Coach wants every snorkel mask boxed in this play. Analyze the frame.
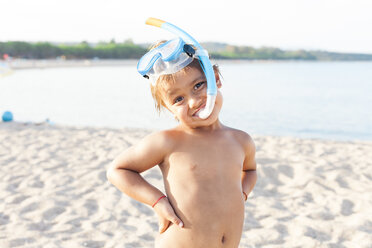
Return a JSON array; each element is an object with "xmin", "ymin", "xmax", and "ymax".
[{"xmin": 137, "ymin": 17, "xmax": 217, "ymax": 119}]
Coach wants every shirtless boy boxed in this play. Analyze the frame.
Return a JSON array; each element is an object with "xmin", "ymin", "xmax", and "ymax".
[{"xmin": 107, "ymin": 19, "xmax": 257, "ymax": 248}]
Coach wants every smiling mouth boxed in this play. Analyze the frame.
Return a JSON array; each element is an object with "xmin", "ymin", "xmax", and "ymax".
[{"xmin": 192, "ymin": 104, "xmax": 206, "ymax": 117}]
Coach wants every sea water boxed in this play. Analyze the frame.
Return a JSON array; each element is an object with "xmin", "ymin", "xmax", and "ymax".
[{"xmin": 0, "ymin": 61, "xmax": 371, "ymax": 141}]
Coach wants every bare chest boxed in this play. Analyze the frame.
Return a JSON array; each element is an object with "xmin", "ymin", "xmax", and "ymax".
[{"xmin": 162, "ymin": 137, "xmax": 245, "ymax": 182}]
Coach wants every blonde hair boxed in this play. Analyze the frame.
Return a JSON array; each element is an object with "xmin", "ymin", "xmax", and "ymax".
[{"xmin": 148, "ymin": 40, "xmax": 221, "ymax": 113}]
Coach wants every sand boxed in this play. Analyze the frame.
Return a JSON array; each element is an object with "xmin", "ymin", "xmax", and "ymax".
[{"xmin": 0, "ymin": 122, "xmax": 371, "ymax": 248}]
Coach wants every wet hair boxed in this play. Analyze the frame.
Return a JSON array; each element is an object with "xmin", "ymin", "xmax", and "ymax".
[{"xmin": 148, "ymin": 40, "xmax": 221, "ymax": 113}]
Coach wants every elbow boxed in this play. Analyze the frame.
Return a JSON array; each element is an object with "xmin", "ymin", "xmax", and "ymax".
[
  {"xmin": 106, "ymin": 162, "xmax": 117, "ymax": 183},
  {"xmin": 106, "ymin": 162, "xmax": 134, "ymax": 183}
]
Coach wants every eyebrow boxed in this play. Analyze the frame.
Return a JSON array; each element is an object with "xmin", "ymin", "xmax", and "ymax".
[{"xmin": 166, "ymin": 88, "xmax": 180, "ymax": 97}]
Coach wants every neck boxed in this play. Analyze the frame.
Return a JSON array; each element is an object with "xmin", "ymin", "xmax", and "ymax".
[{"xmin": 179, "ymin": 119, "xmax": 223, "ymax": 134}]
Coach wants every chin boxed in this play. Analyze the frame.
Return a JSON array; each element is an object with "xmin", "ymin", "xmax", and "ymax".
[{"xmin": 190, "ymin": 111, "xmax": 221, "ymax": 128}]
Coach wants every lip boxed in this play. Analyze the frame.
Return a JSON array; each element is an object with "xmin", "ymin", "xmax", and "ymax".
[{"xmin": 192, "ymin": 103, "xmax": 206, "ymax": 117}]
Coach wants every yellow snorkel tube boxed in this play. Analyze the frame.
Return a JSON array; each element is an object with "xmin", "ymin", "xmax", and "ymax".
[{"xmin": 145, "ymin": 18, "xmax": 217, "ymax": 119}]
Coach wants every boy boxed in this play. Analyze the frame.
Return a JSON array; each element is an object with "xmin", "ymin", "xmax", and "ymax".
[{"xmin": 107, "ymin": 38, "xmax": 257, "ymax": 247}]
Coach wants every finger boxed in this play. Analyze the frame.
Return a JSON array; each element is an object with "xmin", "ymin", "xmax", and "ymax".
[
  {"xmin": 164, "ymin": 205, "xmax": 184, "ymax": 228},
  {"xmin": 169, "ymin": 215, "xmax": 184, "ymax": 228},
  {"xmin": 159, "ymin": 220, "xmax": 170, "ymax": 233}
]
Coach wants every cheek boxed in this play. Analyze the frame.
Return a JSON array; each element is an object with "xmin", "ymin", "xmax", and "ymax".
[
  {"xmin": 197, "ymin": 87, "xmax": 207, "ymax": 97},
  {"xmin": 177, "ymin": 106, "xmax": 187, "ymax": 116},
  {"xmin": 217, "ymin": 92, "xmax": 223, "ymax": 105},
  {"xmin": 168, "ymin": 105, "xmax": 183, "ymax": 116},
  {"xmin": 174, "ymin": 106, "xmax": 189, "ymax": 119},
  {"xmin": 213, "ymin": 92, "xmax": 223, "ymax": 112}
]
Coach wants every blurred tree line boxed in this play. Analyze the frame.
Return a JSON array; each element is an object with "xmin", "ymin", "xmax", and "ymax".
[
  {"xmin": 0, "ymin": 40, "xmax": 146, "ymax": 59},
  {"xmin": 206, "ymin": 44, "xmax": 372, "ymax": 61},
  {"xmin": 1, "ymin": 40, "xmax": 372, "ymax": 61},
  {"xmin": 209, "ymin": 45, "xmax": 317, "ymax": 60}
]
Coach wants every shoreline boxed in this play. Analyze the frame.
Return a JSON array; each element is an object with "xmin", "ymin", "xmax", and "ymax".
[
  {"xmin": 3, "ymin": 59, "xmax": 138, "ymax": 70},
  {"xmin": 1, "ymin": 121, "xmax": 371, "ymax": 247},
  {"xmin": 2, "ymin": 120, "xmax": 372, "ymax": 144},
  {"xmin": 2, "ymin": 59, "xmax": 371, "ymax": 71}
]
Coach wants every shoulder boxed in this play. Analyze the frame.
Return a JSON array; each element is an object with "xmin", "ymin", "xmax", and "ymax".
[
  {"xmin": 125, "ymin": 129, "xmax": 179, "ymax": 166},
  {"xmin": 142, "ymin": 129, "xmax": 175, "ymax": 146},
  {"xmin": 224, "ymin": 127, "xmax": 256, "ymax": 170},
  {"xmin": 141, "ymin": 128, "xmax": 182, "ymax": 150},
  {"xmin": 110, "ymin": 129, "xmax": 181, "ymax": 172},
  {"xmin": 225, "ymin": 127, "xmax": 255, "ymax": 155}
]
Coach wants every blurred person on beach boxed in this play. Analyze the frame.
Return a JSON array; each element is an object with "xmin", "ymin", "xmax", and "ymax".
[{"xmin": 107, "ymin": 37, "xmax": 257, "ymax": 247}]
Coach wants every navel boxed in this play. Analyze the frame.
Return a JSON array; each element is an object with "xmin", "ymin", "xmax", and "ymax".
[{"xmin": 221, "ymin": 234, "xmax": 225, "ymax": 243}]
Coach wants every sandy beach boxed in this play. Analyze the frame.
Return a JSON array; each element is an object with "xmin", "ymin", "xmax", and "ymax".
[{"xmin": 0, "ymin": 122, "xmax": 371, "ymax": 248}]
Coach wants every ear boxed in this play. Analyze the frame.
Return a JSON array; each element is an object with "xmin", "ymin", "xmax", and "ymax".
[{"xmin": 215, "ymin": 72, "xmax": 222, "ymax": 89}]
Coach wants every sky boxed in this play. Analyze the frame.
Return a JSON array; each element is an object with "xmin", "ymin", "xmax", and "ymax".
[{"xmin": 1, "ymin": 0, "xmax": 372, "ymax": 53}]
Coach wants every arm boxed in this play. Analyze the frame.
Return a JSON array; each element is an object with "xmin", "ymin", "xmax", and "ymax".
[
  {"xmin": 107, "ymin": 133, "xmax": 166, "ymax": 206},
  {"xmin": 241, "ymin": 134, "xmax": 257, "ymax": 201},
  {"xmin": 106, "ymin": 131, "xmax": 183, "ymax": 232},
  {"xmin": 106, "ymin": 131, "xmax": 168, "ymax": 206}
]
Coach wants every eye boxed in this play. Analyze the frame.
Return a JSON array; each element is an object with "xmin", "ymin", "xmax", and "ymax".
[
  {"xmin": 173, "ymin": 96, "xmax": 184, "ymax": 104},
  {"xmin": 194, "ymin": 81, "xmax": 205, "ymax": 90}
]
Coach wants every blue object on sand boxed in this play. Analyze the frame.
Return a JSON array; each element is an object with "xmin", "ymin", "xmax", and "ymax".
[{"xmin": 2, "ymin": 111, "xmax": 13, "ymax": 122}]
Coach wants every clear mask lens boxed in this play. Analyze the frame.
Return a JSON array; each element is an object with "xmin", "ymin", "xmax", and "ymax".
[
  {"xmin": 137, "ymin": 37, "xmax": 193, "ymax": 79},
  {"xmin": 160, "ymin": 38, "xmax": 183, "ymax": 61}
]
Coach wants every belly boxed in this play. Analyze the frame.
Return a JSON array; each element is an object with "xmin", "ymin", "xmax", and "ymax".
[{"xmin": 155, "ymin": 186, "xmax": 245, "ymax": 248}]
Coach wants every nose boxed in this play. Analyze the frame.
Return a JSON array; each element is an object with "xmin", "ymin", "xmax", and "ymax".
[{"xmin": 188, "ymin": 96, "xmax": 200, "ymax": 109}]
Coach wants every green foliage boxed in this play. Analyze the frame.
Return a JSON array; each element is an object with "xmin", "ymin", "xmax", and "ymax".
[
  {"xmin": 208, "ymin": 45, "xmax": 318, "ymax": 60},
  {"xmin": 0, "ymin": 41, "xmax": 147, "ymax": 59},
  {"xmin": 0, "ymin": 41, "xmax": 371, "ymax": 61},
  {"xmin": 0, "ymin": 41, "xmax": 34, "ymax": 58},
  {"xmin": 203, "ymin": 43, "xmax": 372, "ymax": 61}
]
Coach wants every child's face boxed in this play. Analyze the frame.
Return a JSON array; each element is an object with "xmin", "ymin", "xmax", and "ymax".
[{"xmin": 160, "ymin": 67, "xmax": 222, "ymax": 129}]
